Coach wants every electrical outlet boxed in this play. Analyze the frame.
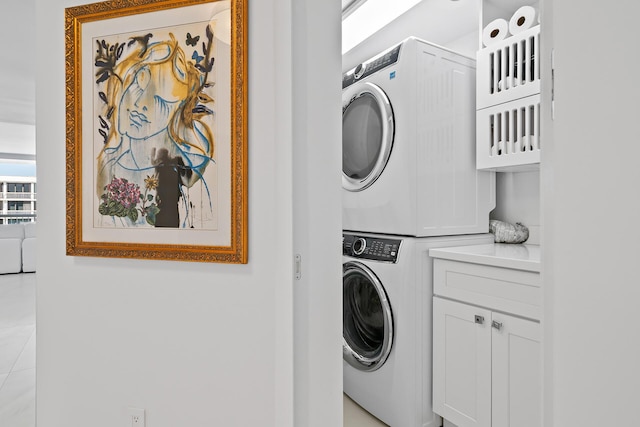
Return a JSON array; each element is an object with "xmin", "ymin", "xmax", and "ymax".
[{"xmin": 128, "ymin": 407, "xmax": 145, "ymax": 427}]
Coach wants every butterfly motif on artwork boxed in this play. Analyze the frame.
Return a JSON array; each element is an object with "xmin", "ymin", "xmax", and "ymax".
[
  {"xmin": 192, "ymin": 51, "xmax": 204, "ymax": 63},
  {"xmin": 186, "ymin": 33, "xmax": 200, "ymax": 47}
]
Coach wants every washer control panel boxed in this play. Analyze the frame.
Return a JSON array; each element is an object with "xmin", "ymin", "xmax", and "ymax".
[{"xmin": 343, "ymin": 233, "xmax": 402, "ymax": 263}]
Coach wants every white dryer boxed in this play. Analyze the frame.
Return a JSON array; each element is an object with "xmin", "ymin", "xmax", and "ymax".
[
  {"xmin": 343, "ymin": 231, "xmax": 493, "ymax": 427},
  {"xmin": 342, "ymin": 37, "xmax": 494, "ymax": 236}
]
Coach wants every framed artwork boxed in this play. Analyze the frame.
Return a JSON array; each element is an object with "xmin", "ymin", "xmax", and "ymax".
[{"xmin": 65, "ymin": 0, "xmax": 247, "ymax": 263}]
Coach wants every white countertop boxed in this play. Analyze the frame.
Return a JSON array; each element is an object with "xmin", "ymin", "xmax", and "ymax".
[{"xmin": 429, "ymin": 243, "xmax": 541, "ymax": 272}]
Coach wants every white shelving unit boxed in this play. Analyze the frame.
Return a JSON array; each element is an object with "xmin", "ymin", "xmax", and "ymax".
[{"xmin": 477, "ymin": 1, "xmax": 541, "ymax": 171}]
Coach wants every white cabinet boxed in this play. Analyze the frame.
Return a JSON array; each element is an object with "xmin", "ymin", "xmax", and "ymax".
[
  {"xmin": 430, "ymin": 244, "xmax": 541, "ymax": 427},
  {"xmin": 433, "ymin": 298, "xmax": 541, "ymax": 427}
]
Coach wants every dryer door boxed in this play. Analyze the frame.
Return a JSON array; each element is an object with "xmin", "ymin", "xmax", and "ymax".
[
  {"xmin": 342, "ymin": 81, "xmax": 394, "ymax": 192},
  {"xmin": 343, "ymin": 261, "xmax": 393, "ymax": 371}
]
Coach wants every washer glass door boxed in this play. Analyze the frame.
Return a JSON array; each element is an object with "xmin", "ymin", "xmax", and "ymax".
[
  {"xmin": 342, "ymin": 81, "xmax": 394, "ymax": 192},
  {"xmin": 343, "ymin": 261, "xmax": 393, "ymax": 371}
]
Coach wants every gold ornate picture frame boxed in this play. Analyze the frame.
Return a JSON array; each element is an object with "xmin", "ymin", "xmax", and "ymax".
[{"xmin": 65, "ymin": 0, "xmax": 247, "ymax": 263}]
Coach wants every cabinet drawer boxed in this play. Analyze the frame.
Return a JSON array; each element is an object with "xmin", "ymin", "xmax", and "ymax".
[{"xmin": 433, "ymin": 258, "xmax": 540, "ymax": 320}]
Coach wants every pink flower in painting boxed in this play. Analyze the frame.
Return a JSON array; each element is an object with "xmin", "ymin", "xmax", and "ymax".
[{"xmin": 105, "ymin": 177, "xmax": 141, "ymax": 209}]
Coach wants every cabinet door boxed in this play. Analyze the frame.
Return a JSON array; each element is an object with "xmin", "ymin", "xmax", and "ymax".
[
  {"xmin": 491, "ymin": 313, "xmax": 542, "ymax": 427},
  {"xmin": 433, "ymin": 297, "xmax": 492, "ymax": 427}
]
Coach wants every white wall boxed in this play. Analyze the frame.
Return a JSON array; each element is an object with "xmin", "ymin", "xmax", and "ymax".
[
  {"xmin": 291, "ymin": 1, "xmax": 344, "ymax": 426},
  {"xmin": 542, "ymin": 0, "xmax": 640, "ymax": 425},
  {"xmin": 492, "ymin": 172, "xmax": 540, "ymax": 245},
  {"xmin": 0, "ymin": 122, "xmax": 36, "ymax": 158},
  {"xmin": 35, "ymin": 1, "xmax": 341, "ymax": 427},
  {"xmin": 0, "ymin": 1, "xmax": 36, "ymax": 125}
]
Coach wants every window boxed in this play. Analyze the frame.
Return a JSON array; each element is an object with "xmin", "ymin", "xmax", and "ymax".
[
  {"xmin": 7, "ymin": 183, "xmax": 31, "ymax": 193},
  {"xmin": 8, "ymin": 218, "xmax": 31, "ymax": 224},
  {"xmin": 8, "ymin": 201, "xmax": 27, "ymax": 211}
]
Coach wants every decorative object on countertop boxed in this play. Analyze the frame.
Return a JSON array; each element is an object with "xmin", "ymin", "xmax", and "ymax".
[{"xmin": 489, "ymin": 220, "xmax": 529, "ymax": 244}]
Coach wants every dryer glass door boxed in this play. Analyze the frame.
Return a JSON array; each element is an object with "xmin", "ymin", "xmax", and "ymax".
[
  {"xmin": 343, "ymin": 261, "xmax": 393, "ymax": 371},
  {"xmin": 342, "ymin": 82, "xmax": 394, "ymax": 192}
]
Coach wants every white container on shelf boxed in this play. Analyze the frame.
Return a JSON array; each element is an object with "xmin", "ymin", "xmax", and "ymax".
[
  {"xmin": 477, "ymin": 25, "xmax": 540, "ymax": 110},
  {"xmin": 477, "ymin": 93, "xmax": 540, "ymax": 171}
]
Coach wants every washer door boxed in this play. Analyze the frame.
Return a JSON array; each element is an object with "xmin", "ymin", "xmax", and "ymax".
[
  {"xmin": 343, "ymin": 261, "xmax": 394, "ymax": 371},
  {"xmin": 342, "ymin": 82, "xmax": 394, "ymax": 192}
]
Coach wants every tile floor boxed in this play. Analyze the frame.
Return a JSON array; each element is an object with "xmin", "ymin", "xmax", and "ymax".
[
  {"xmin": 344, "ymin": 394, "xmax": 389, "ymax": 426},
  {"xmin": 0, "ymin": 273, "xmax": 386, "ymax": 427},
  {"xmin": 0, "ymin": 273, "xmax": 36, "ymax": 427}
]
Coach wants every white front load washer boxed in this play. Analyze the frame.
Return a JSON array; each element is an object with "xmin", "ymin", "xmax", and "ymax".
[
  {"xmin": 342, "ymin": 37, "xmax": 494, "ymax": 236},
  {"xmin": 343, "ymin": 231, "xmax": 493, "ymax": 427}
]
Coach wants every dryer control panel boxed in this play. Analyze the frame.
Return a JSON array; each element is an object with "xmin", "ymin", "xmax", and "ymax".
[
  {"xmin": 343, "ymin": 233, "xmax": 402, "ymax": 263},
  {"xmin": 342, "ymin": 44, "xmax": 401, "ymax": 89}
]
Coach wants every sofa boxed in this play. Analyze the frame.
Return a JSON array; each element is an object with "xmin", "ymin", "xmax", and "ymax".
[{"xmin": 0, "ymin": 222, "xmax": 36, "ymax": 274}]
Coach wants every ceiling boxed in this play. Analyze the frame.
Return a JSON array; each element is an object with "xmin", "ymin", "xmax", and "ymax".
[
  {"xmin": 0, "ymin": 0, "xmax": 36, "ymax": 126},
  {"xmin": 343, "ymin": 0, "xmax": 478, "ymax": 55}
]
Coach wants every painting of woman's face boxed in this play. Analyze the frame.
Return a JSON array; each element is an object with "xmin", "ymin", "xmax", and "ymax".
[
  {"xmin": 118, "ymin": 46, "xmax": 189, "ymax": 140},
  {"xmin": 94, "ymin": 23, "xmax": 220, "ymax": 231}
]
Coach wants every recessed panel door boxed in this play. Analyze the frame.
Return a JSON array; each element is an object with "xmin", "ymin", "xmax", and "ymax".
[
  {"xmin": 433, "ymin": 297, "xmax": 492, "ymax": 427},
  {"xmin": 491, "ymin": 313, "xmax": 542, "ymax": 427}
]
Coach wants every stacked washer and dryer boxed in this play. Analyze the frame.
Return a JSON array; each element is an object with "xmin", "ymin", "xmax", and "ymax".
[{"xmin": 342, "ymin": 37, "xmax": 495, "ymax": 427}]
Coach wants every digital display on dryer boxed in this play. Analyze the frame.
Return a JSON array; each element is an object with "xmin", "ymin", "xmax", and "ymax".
[
  {"xmin": 343, "ymin": 234, "xmax": 401, "ymax": 263},
  {"xmin": 342, "ymin": 45, "xmax": 401, "ymax": 88}
]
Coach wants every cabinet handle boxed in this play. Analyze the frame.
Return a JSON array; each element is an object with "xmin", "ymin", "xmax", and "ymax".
[
  {"xmin": 475, "ymin": 315, "xmax": 485, "ymax": 325},
  {"xmin": 492, "ymin": 320, "xmax": 503, "ymax": 331}
]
